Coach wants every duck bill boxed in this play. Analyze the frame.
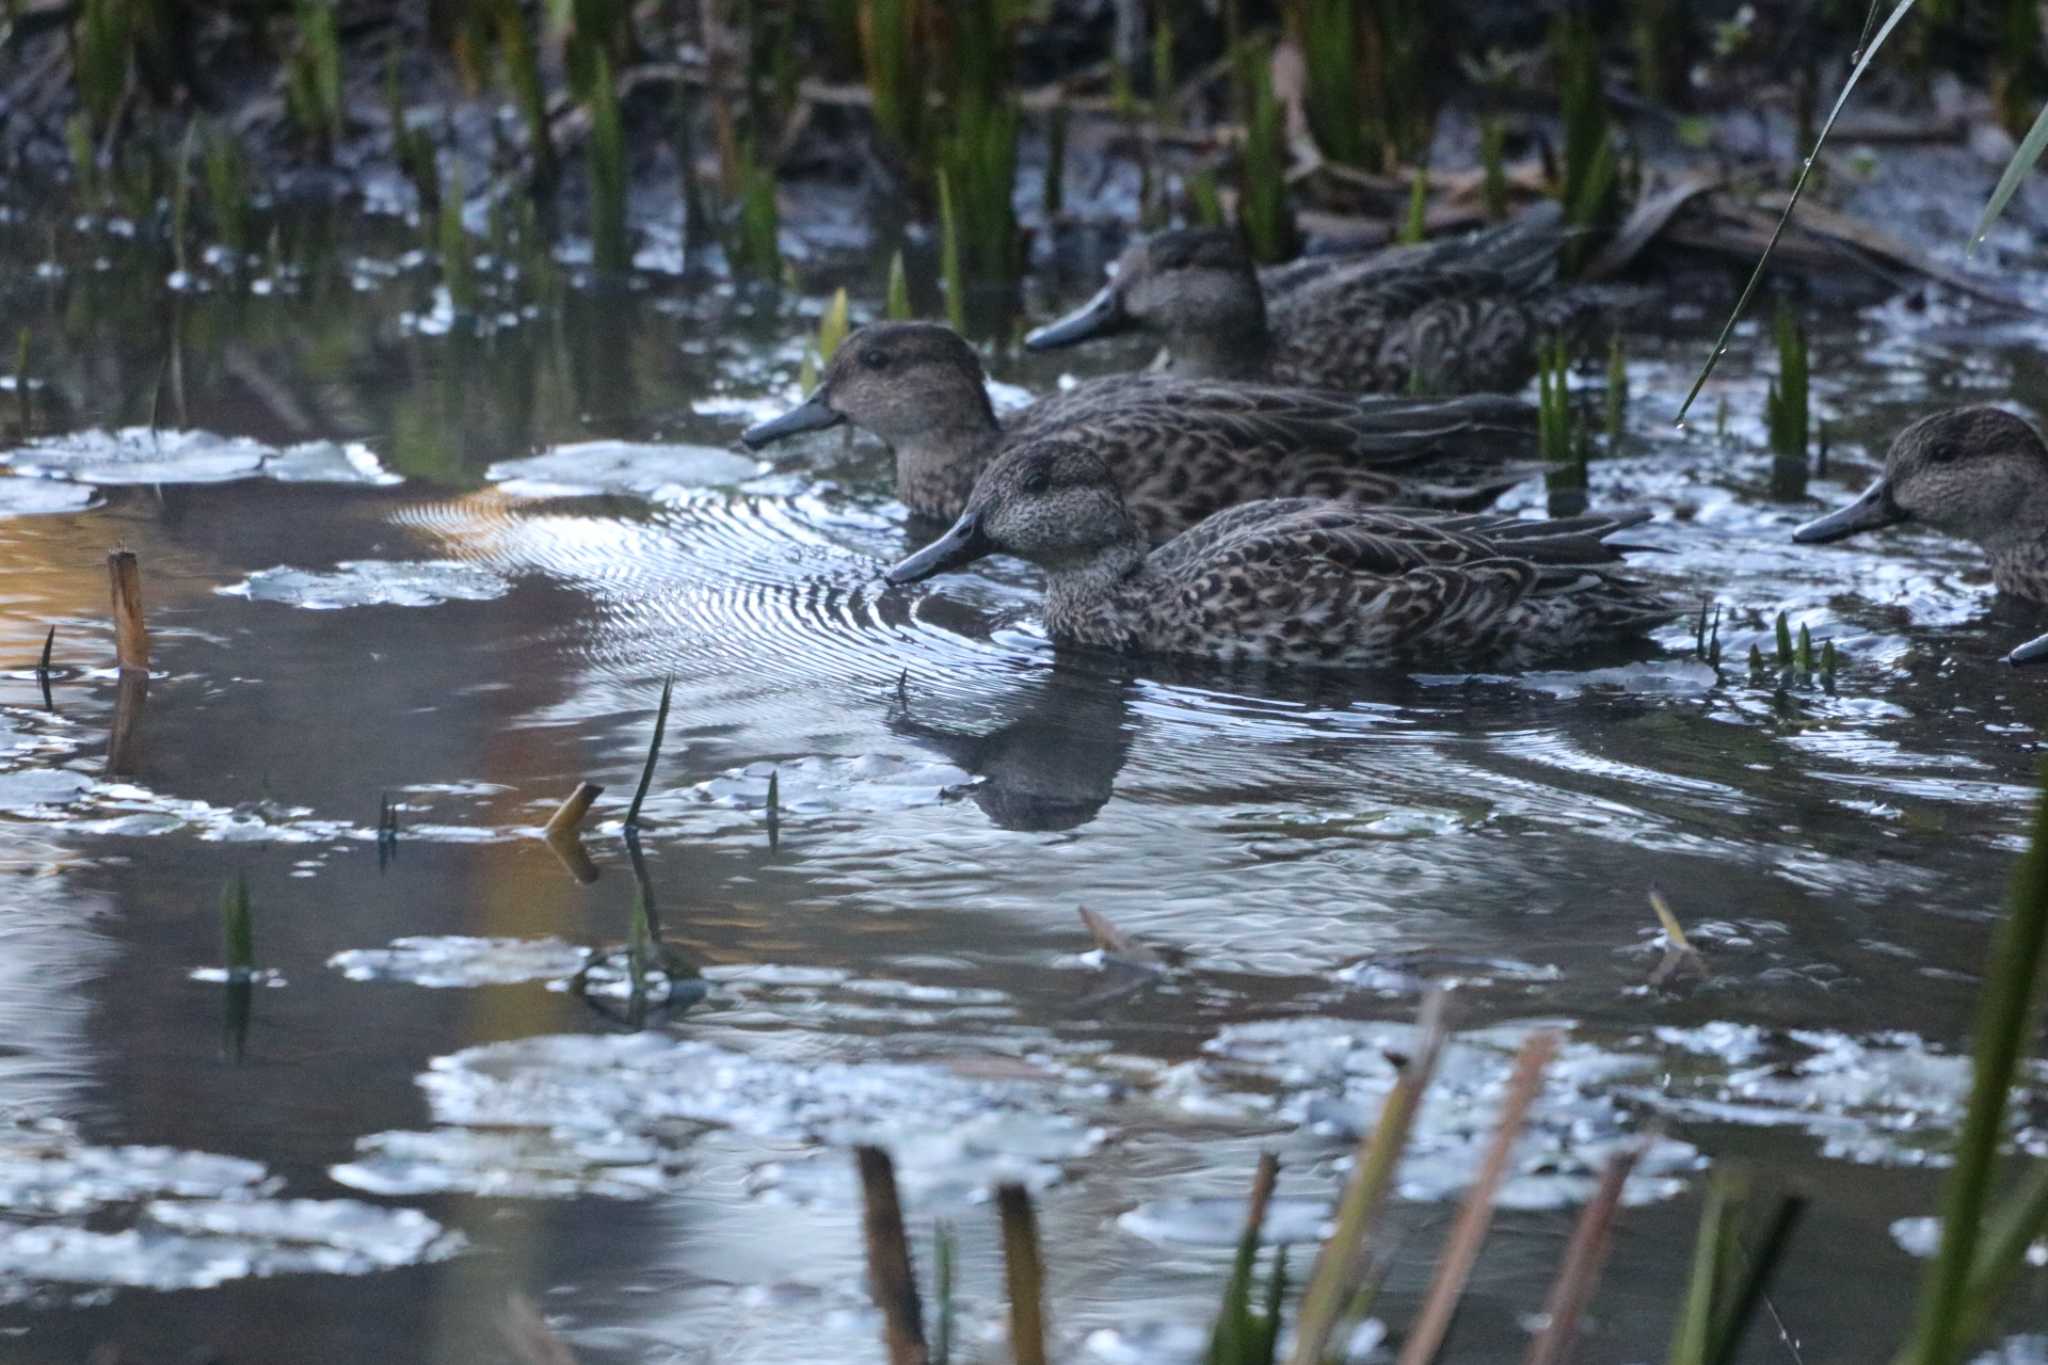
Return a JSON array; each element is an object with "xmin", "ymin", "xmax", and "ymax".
[
  {"xmin": 1793, "ymin": 479, "xmax": 1907, "ymax": 544},
  {"xmin": 740, "ymin": 388, "xmax": 844, "ymax": 449},
  {"xmin": 1024, "ymin": 283, "xmax": 1128, "ymax": 351},
  {"xmin": 885, "ymin": 511, "xmax": 993, "ymax": 585},
  {"xmin": 2008, "ymin": 632, "xmax": 2048, "ymax": 668}
]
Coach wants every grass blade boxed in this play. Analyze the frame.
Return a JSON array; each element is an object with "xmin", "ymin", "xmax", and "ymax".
[
  {"xmin": 1289, "ymin": 990, "xmax": 1449, "ymax": 1365},
  {"xmin": 1706, "ymin": 1192, "xmax": 1807, "ymax": 1365},
  {"xmin": 1896, "ymin": 761, "xmax": 2048, "ymax": 1365},
  {"xmin": 1972, "ymin": 100, "xmax": 2048, "ymax": 251},
  {"xmin": 1397, "ymin": 1030, "xmax": 1557, "ymax": 1365},
  {"xmin": 1674, "ymin": 0, "xmax": 1917, "ymax": 425},
  {"xmin": 1522, "ymin": 1135, "xmax": 1647, "ymax": 1365},
  {"xmin": 623, "ymin": 675, "xmax": 673, "ymax": 829},
  {"xmin": 1952, "ymin": 1162, "xmax": 2048, "ymax": 1350},
  {"xmin": 221, "ymin": 872, "xmax": 253, "ymax": 975},
  {"xmin": 1209, "ymin": 1152, "xmax": 1280, "ymax": 1364},
  {"xmin": 998, "ymin": 1183, "xmax": 1048, "ymax": 1365},
  {"xmin": 854, "ymin": 1146, "xmax": 930, "ymax": 1365}
]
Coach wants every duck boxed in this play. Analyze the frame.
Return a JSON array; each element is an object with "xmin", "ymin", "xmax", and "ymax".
[
  {"xmin": 739, "ymin": 322, "xmax": 1542, "ymax": 541},
  {"xmin": 883, "ymin": 435, "xmax": 1674, "ymax": 669},
  {"xmin": 1022, "ymin": 205, "xmax": 1611, "ymax": 394},
  {"xmin": 1794, "ymin": 406, "xmax": 2048, "ymax": 666}
]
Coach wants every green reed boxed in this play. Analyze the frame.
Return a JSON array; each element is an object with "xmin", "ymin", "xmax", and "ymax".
[
  {"xmin": 1666, "ymin": 1170, "xmax": 1806, "ymax": 1365},
  {"xmin": 1300, "ymin": 0, "xmax": 1364, "ymax": 167},
  {"xmin": 937, "ymin": 97, "xmax": 1020, "ymax": 285},
  {"xmin": 170, "ymin": 121, "xmax": 195, "ymax": 278},
  {"xmin": 220, "ymin": 872, "xmax": 253, "ymax": 976},
  {"xmin": 1633, "ymin": 0, "xmax": 1685, "ymax": 107},
  {"xmin": 1238, "ymin": 46, "xmax": 1293, "ymax": 264},
  {"xmin": 800, "ymin": 287, "xmax": 850, "ymax": 389},
  {"xmin": 885, "ymin": 249, "xmax": 912, "ymax": 319},
  {"xmin": 587, "ymin": 50, "xmax": 630, "ymax": 273},
  {"xmin": 1399, "ymin": 162, "xmax": 1428, "ymax": 244},
  {"xmin": 1043, "ymin": 103, "xmax": 1067, "ymax": 217},
  {"xmin": 933, "ymin": 1220, "xmax": 956, "ymax": 1365},
  {"xmin": 1896, "ymin": 763, "xmax": 2048, "ymax": 1365},
  {"xmin": 65, "ymin": 116, "xmax": 97, "ymax": 207},
  {"xmin": 1555, "ymin": 11, "xmax": 1619, "ymax": 257},
  {"xmin": 1767, "ymin": 299, "xmax": 1810, "ymax": 498},
  {"xmin": 1767, "ymin": 301, "xmax": 1809, "ymax": 459},
  {"xmin": 860, "ymin": 0, "xmax": 926, "ymax": 171},
  {"xmin": 1183, "ymin": 168, "xmax": 1221, "ymax": 227},
  {"xmin": 766, "ymin": 768, "xmax": 781, "ymax": 849},
  {"xmin": 727, "ymin": 142, "xmax": 782, "ymax": 280},
  {"xmin": 1365, "ymin": 0, "xmax": 1435, "ymax": 169},
  {"xmin": 202, "ymin": 122, "xmax": 248, "ymax": 259},
  {"xmin": 497, "ymin": 0, "xmax": 556, "ymax": 199},
  {"xmin": 385, "ymin": 56, "xmax": 439, "ymax": 215},
  {"xmin": 73, "ymin": 0, "xmax": 132, "ymax": 140},
  {"xmin": 14, "ymin": 329, "xmax": 30, "ymax": 435},
  {"xmin": 438, "ymin": 167, "xmax": 477, "ymax": 313},
  {"xmin": 286, "ymin": 0, "xmax": 345, "ymax": 156},
  {"xmin": 1605, "ymin": 334, "xmax": 1628, "ymax": 449},
  {"xmin": 1208, "ymin": 1154, "xmax": 1286, "ymax": 1364},
  {"xmin": 624, "ymin": 674, "xmax": 672, "ymax": 829},
  {"xmin": 938, "ymin": 168, "xmax": 966, "ymax": 330},
  {"xmin": 1480, "ymin": 114, "xmax": 1507, "ymax": 222}
]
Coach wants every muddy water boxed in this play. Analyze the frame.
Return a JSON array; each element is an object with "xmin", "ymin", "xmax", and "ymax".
[{"xmin": 3, "ymin": 201, "xmax": 2048, "ymax": 1364}]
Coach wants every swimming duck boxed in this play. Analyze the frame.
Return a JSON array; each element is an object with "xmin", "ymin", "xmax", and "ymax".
[
  {"xmin": 740, "ymin": 322, "xmax": 1542, "ymax": 541},
  {"xmin": 884, "ymin": 435, "xmax": 1674, "ymax": 669},
  {"xmin": 1023, "ymin": 207, "xmax": 1604, "ymax": 394},
  {"xmin": 1795, "ymin": 406, "xmax": 2048, "ymax": 665}
]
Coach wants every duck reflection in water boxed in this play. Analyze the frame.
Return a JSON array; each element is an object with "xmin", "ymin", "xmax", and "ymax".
[{"xmin": 890, "ymin": 656, "xmax": 1135, "ymax": 833}]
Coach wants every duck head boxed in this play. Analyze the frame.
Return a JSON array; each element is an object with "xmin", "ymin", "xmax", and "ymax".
[
  {"xmin": 740, "ymin": 322, "xmax": 997, "ymax": 450},
  {"xmin": 1024, "ymin": 228, "xmax": 1267, "ymax": 363},
  {"xmin": 885, "ymin": 437, "xmax": 1140, "ymax": 584},
  {"xmin": 1795, "ymin": 407, "xmax": 2048, "ymax": 548}
]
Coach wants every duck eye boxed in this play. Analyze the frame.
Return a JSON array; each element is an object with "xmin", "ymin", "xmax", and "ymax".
[
  {"xmin": 1927, "ymin": 442, "xmax": 1957, "ymax": 464},
  {"xmin": 1020, "ymin": 468, "xmax": 1051, "ymax": 494},
  {"xmin": 860, "ymin": 349, "xmax": 890, "ymax": 370}
]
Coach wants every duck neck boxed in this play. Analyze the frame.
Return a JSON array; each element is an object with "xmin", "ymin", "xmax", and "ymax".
[
  {"xmin": 1042, "ymin": 541, "xmax": 1150, "ymax": 637},
  {"xmin": 1164, "ymin": 321, "xmax": 1272, "ymax": 381},
  {"xmin": 1986, "ymin": 511, "xmax": 2048, "ymax": 601},
  {"xmin": 894, "ymin": 413, "xmax": 1004, "ymax": 522}
]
